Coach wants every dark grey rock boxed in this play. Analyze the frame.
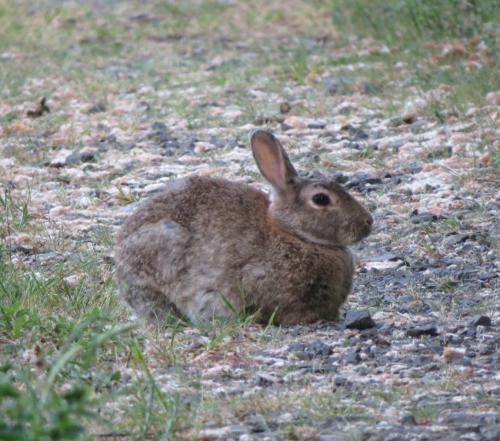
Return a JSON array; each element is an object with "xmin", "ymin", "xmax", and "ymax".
[
  {"xmin": 345, "ymin": 310, "xmax": 376, "ymax": 330},
  {"xmin": 345, "ymin": 351, "xmax": 361, "ymax": 364},
  {"xmin": 341, "ymin": 124, "xmax": 369, "ymax": 140},
  {"xmin": 288, "ymin": 340, "xmax": 332, "ymax": 359},
  {"xmin": 443, "ymin": 233, "xmax": 470, "ymax": 246},
  {"xmin": 227, "ymin": 425, "xmax": 248, "ymax": 436},
  {"xmin": 331, "ymin": 171, "xmax": 349, "ymax": 184},
  {"xmin": 355, "ymin": 172, "xmax": 382, "ymax": 185},
  {"xmin": 307, "ymin": 120, "xmax": 326, "ymax": 129},
  {"xmin": 79, "ymin": 151, "xmax": 96, "ymax": 162},
  {"xmin": 407, "ymin": 161, "xmax": 423, "ymax": 173},
  {"xmin": 406, "ymin": 323, "xmax": 439, "ymax": 337},
  {"xmin": 208, "ymin": 135, "xmax": 227, "ymax": 148},
  {"xmin": 50, "ymin": 151, "xmax": 80, "ymax": 167},
  {"xmin": 409, "ymin": 210, "xmax": 440, "ymax": 224},
  {"xmin": 469, "ymin": 315, "xmax": 491, "ymax": 327},
  {"xmin": 333, "ymin": 376, "xmax": 349, "ymax": 387},
  {"xmin": 478, "ymin": 343, "xmax": 495, "ymax": 355},
  {"xmin": 256, "ymin": 372, "xmax": 281, "ymax": 386},
  {"xmin": 300, "ymin": 169, "xmax": 326, "ymax": 180},
  {"xmin": 478, "ymin": 272, "xmax": 497, "ymax": 280},
  {"xmin": 313, "ymin": 361, "xmax": 337, "ymax": 374},
  {"xmin": 142, "ymin": 122, "xmax": 186, "ymax": 155},
  {"xmin": 86, "ymin": 101, "xmax": 106, "ymax": 114},
  {"xmin": 345, "ymin": 172, "xmax": 382, "ymax": 192},
  {"xmin": 445, "ymin": 412, "xmax": 500, "ymax": 425},
  {"xmin": 151, "ymin": 121, "xmax": 167, "ymax": 131},
  {"xmin": 245, "ymin": 415, "xmax": 270, "ymax": 433},
  {"xmin": 481, "ymin": 423, "xmax": 500, "ymax": 441},
  {"xmin": 400, "ymin": 414, "xmax": 416, "ymax": 425}
]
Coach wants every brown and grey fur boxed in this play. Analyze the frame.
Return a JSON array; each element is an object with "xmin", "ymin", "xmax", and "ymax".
[{"xmin": 115, "ymin": 130, "xmax": 372, "ymax": 325}]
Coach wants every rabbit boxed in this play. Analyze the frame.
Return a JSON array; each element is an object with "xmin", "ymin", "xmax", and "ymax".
[{"xmin": 115, "ymin": 129, "xmax": 373, "ymax": 325}]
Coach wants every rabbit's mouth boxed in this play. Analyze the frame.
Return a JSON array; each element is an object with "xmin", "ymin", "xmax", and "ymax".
[
  {"xmin": 338, "ymin": 218, "xmax": 372, "ymax": 245},
  {"xmin": 352, "ymin": 222, "xmax": 372, "ymax": 243}
]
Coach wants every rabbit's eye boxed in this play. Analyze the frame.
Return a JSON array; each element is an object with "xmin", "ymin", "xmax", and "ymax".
[{"xmin": 312, "ymin": 193, "xmax": 330, "ymax": 206}]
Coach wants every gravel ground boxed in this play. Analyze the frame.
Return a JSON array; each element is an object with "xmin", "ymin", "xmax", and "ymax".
[{"xmin": 0, "ymin": 1, "xmax": 498, "ymax": 439}]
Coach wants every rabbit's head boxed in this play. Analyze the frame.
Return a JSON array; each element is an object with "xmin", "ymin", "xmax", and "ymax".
[{"xmin": 251, "ymin": 130, "xmax": 373, "ymax": 246}]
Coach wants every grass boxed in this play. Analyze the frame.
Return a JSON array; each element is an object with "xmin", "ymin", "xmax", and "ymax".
[
  {"xmin": 412, "ymin": 404, "xmax": 440, "ymax": 422},
  {"xmin": 0, "ymin": 187, "xmax": 32, "ymax": 239},
  {"xmin": 0, "ymin": 300, "xmax": 136, "ymax": 440},
  {"xmin": 115, "ymin": 186, "xmax": 140, "ymax": 205},
  {"xmin": 330, "ymin": 0, "xmax": 500, "ymax": 45},
  {"xmin": 0, "ymin": 0, "xmax": 498, "ymax": 438}
]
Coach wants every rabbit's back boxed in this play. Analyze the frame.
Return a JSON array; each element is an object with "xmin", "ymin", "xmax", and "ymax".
[
  {"xmin": 115, "ymin": 176, "xmax": 273, "ymax": 321},
  {"xmin": 117, "ymin": 176, "xmax": 268, "ymax": 241}
]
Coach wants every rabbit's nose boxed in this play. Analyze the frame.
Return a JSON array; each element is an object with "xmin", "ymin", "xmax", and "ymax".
[{"xmin": 366, "ymin": 216, "xmax": 373, "ymax": 227}]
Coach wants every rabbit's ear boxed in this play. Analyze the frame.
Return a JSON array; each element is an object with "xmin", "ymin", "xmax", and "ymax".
[{"xmin": 251, "ymin": 130, "xmax": 298, "ymax": 192}]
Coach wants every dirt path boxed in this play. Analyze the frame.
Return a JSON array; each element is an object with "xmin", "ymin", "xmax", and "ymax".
[{"xmin": 0, "ymin": 1, "xmax": 498, "ymax": 440}]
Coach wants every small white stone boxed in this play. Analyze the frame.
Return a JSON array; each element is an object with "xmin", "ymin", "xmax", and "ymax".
[
  {"xmin": 283, "ymin": 116, "xmax": 308, "ymax": 129},
  {"xmin": 194, "ymin": 142, "xmax": 216, "ymax": 154},
  {"xmin": 49, "ymin": 149, "xmax": 77, "ymax": 167},
  {"xmin": 144, "ymin": 183, "xmax": 167, "ymax": 194},
  {"xmin": 0, "ymin": 158, "xmax": 16, "ymax": 168},
  {"xmin": 365, "ymin": 260, "xmax": 401, "ymax": 271},
  {"xmin": 64, "ymin": 273, "xmax": 83, "ymax": 287},
  {"xmin": 49, "ymin": 206, "xmax": 69, "ymax": 218}
]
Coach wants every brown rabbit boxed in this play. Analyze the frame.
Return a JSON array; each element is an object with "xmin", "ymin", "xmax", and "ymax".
[{"xmin": 115, "ymin": 130, "xmax": 372, "ymax": 325}]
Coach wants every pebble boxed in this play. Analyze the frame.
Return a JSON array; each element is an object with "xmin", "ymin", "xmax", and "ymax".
[
  {"xmin": 469, "ymin": 315, "xmax": 491, "ymax": 327},
  {"xmin": 345, "ymin": 351, "xmax": 361, "ymax": 364},
  {"xmin": 341, "ymin": 124, "xmax": 369, "ymax": 140},
  {"xmin": 481, "ymin": 423, "xmax": 500, "ymax": 441},
  {"xmin": 85, "ymin": 101, "xmax": 106, "ymax": 114},
  {"xmin": 486, "ymin": 91, "xmax": 500, "ymax": 106},
  {"xmin": 256, "ymin": 372, "xmax": 281, "ymax": 386},
  {"xmin": 365, "ymin": 260, "xmax": 402, "ymax": 271},
  {"xmin": 409, "ymin": 210, "xmax": 439, "ymax": 224},
  {"xmin": 333, "ymin": 376, "xmax": 350, "ymax": 387},
  {"xmin": 63, "ymin": 273, "xmax": 83, "ymax": 287},
  {"xmin": 406, "ymin": 324, "xmax": 439, "ymax": 337},
  {"xmin": 48, "ymin": 205, "xmax": 69, "ymax": 218},
  {"xmin": 283, "ymin": 116, "xmax": 308, "ymax": 129},
  {"xmin": 288, "ymin": 340, "xmax": 332, "ymax": 359},
  {"xmin": 198, "ymin": 425, "xmax": 247, "ymax": 440},
  {"xmin": 443, "ymin": 233, "xmax": 470, "ymax": 246},
  {"xmin": 194, "ymin": 142, "xmax": 216, "ymax": 154},
  {"xmin": 400, "ymin": 414, "xmax": 416, "ymax": 425},
  {"xmin": 49, "ymin": 149, "xmax": 80, "ymax": 167},
  {"xmin": 345, "ymin": 310, "xmax": 376, "ymax": 330},
  {"xmin": 307, "ymin": 120, "xmax": 327, "ymax": 129},
  {"xmin": 78, "ymin": 146, "xmax": 98, "ymax": 162},
  {"xmin": 222, "ymin": 106, "xmax": 244, "ymax": 121},
  {"xmin": 345, "ymin": 171, "xmax": 382, "ymax": 192}
]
